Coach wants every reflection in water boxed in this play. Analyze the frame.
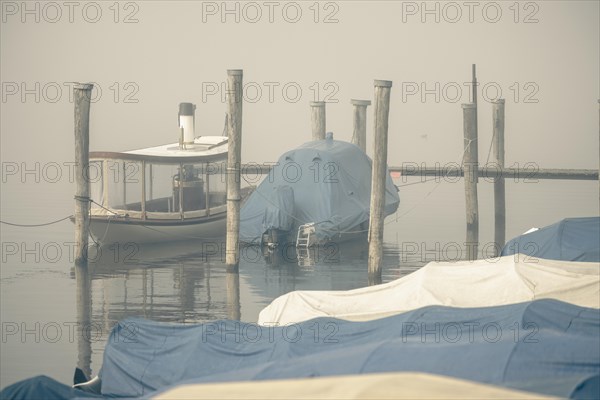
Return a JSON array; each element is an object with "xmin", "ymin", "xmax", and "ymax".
[
  {"xmin": 259, "ymin": 240, "xmax": 372, "ymax": 269},
  {"xmin": 226, "ymin": 271, "xmax": 241, "ymax": 320},
  {"xmin": 70, "ymin": 238, "xmax": 406, "ymax": 377},
  {"xmin": 84, "ymin": 241, "xmax": 233, "ymax": 324},
  {"xmin": 74, "ymin": 264, "xmax": 92, "ymax": 379}
]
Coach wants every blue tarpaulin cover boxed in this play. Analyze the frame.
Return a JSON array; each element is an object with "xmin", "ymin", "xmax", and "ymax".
[
  {"xmin": 4, "ymin": 299, "xmax": 597, "ymax": 399},
  {"xmin": 262, "ymin": 185, "xmax": 295, "ymax": 233},
  {"xmin": 501, "ymin": 217, "xmax": 600, "ymax": 262},
  {"xmin": 240, "ymin": 138, "xmax": 400, "ymax": 243},
  {"xmin": 0, "ymin": 376, "xmax": 102, "ymax": 400}
]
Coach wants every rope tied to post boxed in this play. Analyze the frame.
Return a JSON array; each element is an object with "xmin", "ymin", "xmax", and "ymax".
[
  {"xmin": 74, "ymin": 195, "xmax": 91, "ymax": 203},
  {"xmin": 0, "ymin": 198, "xmax": 125, "ymax": 229},
  {"xmin": 0, "ymin": 216, "xmax": 73, "ymax": 227}
]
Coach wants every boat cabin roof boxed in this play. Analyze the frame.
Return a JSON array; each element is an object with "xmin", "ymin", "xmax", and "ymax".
[{"xmin": 90, "ymin": 136, "xmax": 228, "ymax": 163}]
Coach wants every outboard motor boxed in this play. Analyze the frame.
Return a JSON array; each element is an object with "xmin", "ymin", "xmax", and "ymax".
[{"xmin": 260, "ymin": 186, "xmax": 295, "ymax": 252}]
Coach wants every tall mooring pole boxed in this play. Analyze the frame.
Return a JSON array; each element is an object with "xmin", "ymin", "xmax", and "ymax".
[
  {"xmin": 225, "ymin": 70, "xmax": 243, "ymax": 271},
  {"xmin": 368, "ymin": 80, "xmax": 392, "ymax": 283},
  {"xmin": 351, "ymin": 99, "xmax": 371, "ymax": 152},
  {"xmin": 73, "ymin": 83, "xmax": 93, "ymax": 267},
  {"xmin": 462, "ymin": 103, "xmax": 479, "ymax": 260},
  {"xmin": 310, "ymin": 101, "xmax": 326, "ymax": 141},
  {"xmin": 492, "ymin": 99, "xmax": 506, "ymax": 256}
]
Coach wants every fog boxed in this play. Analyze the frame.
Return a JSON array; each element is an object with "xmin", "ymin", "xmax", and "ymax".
[
  {"xmin": 1, "ymin": 1, "xmax": 598, "ymax": 182},
  {"xmin": 1, "ymin": 1, "xmax": 599, "ymax": 389}
]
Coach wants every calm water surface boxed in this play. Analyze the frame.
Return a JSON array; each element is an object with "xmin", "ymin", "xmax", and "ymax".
[{"xmin": 1, "ymin": 177, "xmax": 598, "ymax": 388}]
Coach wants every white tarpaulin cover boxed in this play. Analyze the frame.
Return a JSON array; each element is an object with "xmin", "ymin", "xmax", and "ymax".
[
  {"xmin": 152, "ymin": 372, "xmax": 556, "ymax": 399},
  {"xmin": 258, "ymin": 255, "xmax": 600, "ymax": 325}
]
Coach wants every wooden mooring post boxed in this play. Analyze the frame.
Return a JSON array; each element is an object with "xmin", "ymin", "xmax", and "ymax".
[
  {"xmin": 225, "ymin": 70, "xmax": 243, "ymax": 271},
  {"xmin": 368, "ymin": 80, "xmax": 392, "ymax": 283},
  {"xmin": 310, "ymin": 101, "xmax": 326, "ymax": 141},
  {"xmin": 462, "ymin": 103, "xmax": 479, "ymax": 260},
  {"xmin": 351, "ymin": 99, "xmax": 371, "ymax": 152},
  {"xmin": 74, "ymin": 83, "xmax": 93, "ymax": 267},
  {"xmin": 492, "ymin": 99, "xmax": 506, "ymax": 256}
]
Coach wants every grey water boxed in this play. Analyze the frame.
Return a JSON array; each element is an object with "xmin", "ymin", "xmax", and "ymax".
[{"xmin": 1, "ymin": 177, "xmax": 598, "ymax": 389}]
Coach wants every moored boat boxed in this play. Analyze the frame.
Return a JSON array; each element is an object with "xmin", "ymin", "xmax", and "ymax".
[
  {"xmin": 82, "ymin": 103, "xmax": 229, "ymax": 244},
  {"xmin": 240, "ymin": 133, "xmax": 400, "ymax": 248}
]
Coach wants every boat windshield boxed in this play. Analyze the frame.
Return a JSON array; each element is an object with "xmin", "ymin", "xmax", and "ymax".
[{"xmin": 89, "ymin": 158, "xmax": 227, "ymax": 219}]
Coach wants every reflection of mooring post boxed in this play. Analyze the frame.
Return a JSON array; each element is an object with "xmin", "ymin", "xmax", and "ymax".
[
  {"xmin": 226, "ymin": 70, "xmax": 243, "ymax": 271},
  {"xmin": 75, "ymin": 264, "xmax": 92, "ymax": 378},
  {"xmin": 74, "ymin": 83, "xmax": 93, "ymax": 267},
  {"xmin": 368, "ymin": 80, "xmax": 392, "ymax": 284},
  {"xmin": 462, "ymin": 103, "xmax": 479, "ymax": 261},
  {"xmin": 492, "ymin": 99, "xmax": 506, "ymax": 256},
  {"xmin": 351, "ymin": 99, "xmax": 371, "ymax": 152},
  {"xmin": 310, "ymin": 101, "xmax": 326, "ymax": 141},
  {"xmin": 472, "ymin": 64, "xmax": 478, "ymax": 138},
  {"xmin": 226, "ymin": 270, "xmax": 241, "ymax": 320}
]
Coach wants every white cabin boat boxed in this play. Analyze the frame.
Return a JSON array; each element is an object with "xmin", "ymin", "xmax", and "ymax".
[{"xmin": 85, "ymin": 103, "xmax": 230, "ymax": 244}]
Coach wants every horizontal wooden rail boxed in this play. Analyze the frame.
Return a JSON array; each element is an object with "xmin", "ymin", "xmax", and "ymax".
[
  {"xmin": 240, "ymin": 164, "xmax": 599, "ymax": 181},
  {"xmin": 390, "ymin": 166, "xmax": 599, "ymax": 180}
]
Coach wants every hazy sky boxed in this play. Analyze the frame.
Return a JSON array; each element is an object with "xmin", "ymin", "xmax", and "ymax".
[
  {"xmin": 1, "ymin": 0, "xmax": 599, "ymax": 173},
  {"xmin": 2, "ymin": 3, "xmax": 599, "ymax": 389}
]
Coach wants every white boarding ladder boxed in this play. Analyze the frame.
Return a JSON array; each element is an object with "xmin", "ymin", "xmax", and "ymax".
[{"xmin": 296, "ymin": 223, "xmax": 316, "ymax": 248}]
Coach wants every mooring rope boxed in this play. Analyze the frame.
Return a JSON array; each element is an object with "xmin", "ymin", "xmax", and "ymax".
[
  {"xmin": 485, "ymin": 129, "xmax": 496, "ymax": 165},
  {"xmin": 0, "ymin": 215, "xmax": 73, "ymax": 227},
  {"xmin": 397, "ymin": 177, "xmax": 441, "ymax": 187},
  {"xmin": 0, "ymin": 196, "xmax": 117, "ymax": 231}
]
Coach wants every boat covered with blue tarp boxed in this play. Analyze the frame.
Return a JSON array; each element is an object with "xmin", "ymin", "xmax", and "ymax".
[
  {"xmin": 2, "ymin": 299, "xmax": 598, "ymax": 399},
  {"xmin": 239, "ymin": 137, "xmax": 400, "ymax": 245},
  {"xmin": 501, "ymin": 217, "xmax": 600, "ymax": 262}
]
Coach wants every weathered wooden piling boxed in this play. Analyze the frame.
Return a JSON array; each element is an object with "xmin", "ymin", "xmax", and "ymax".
[
  {"xmin": 462, "ymin": 103, "xmax": 479, "ymax": 261},
  {"xmin": 351, "ymin": 99, "xmax": 371, "ymax": 152},
  {"xmin": 472, "ymin": 64, "xmax": 478, "ymax": 133},
  {"xmin": 368, "ymin": 80, "xmax": 392, "ymax": 283},
  {"xmin": 74, "ymin": 83, "xmax": 93, "ymax": 267},
  {"xmin": 225, "ymin": 70, "xmax": 243, "ymax": 271},
  {"xmin": 310, "ymin": 101, "xmax": 326, "ymax": 141},
  {"xmin": 492, "ymin": 99, "xmax": 506, "ymax": 256}
]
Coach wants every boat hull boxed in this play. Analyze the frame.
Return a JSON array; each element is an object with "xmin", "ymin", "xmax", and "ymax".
[{"xmin": 88, "ymin": 214, "xmax": 226, "ymax": 245}]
